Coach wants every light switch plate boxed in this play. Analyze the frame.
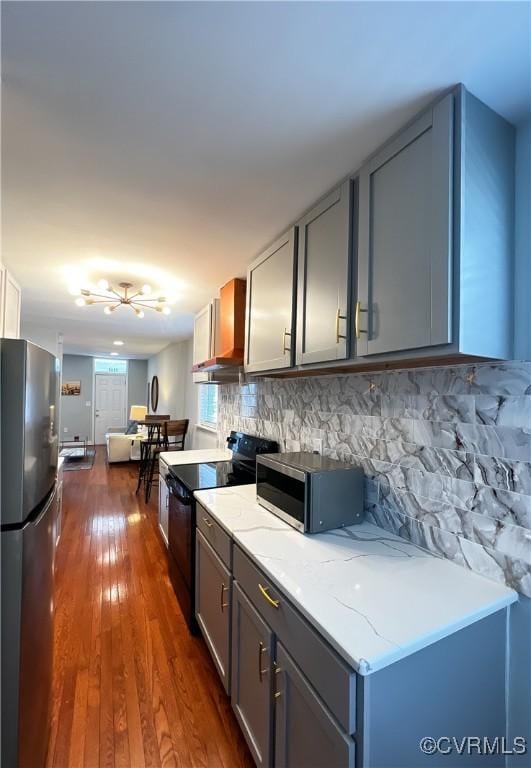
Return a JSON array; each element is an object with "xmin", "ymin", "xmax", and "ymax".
[{"xmin": 85, "ymin": 401, "xmax": 91, "ymax": 407}]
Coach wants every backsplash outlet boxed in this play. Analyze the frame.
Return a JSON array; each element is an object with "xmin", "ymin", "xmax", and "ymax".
[{"xmin": 218, "ymin": 362, "xmax": 531, "ymax": 597}]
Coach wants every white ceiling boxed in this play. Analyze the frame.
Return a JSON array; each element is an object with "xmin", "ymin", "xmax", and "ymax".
[{"xmin": 2, "ymin": 1, "xmax": 530, "ymax": 358}]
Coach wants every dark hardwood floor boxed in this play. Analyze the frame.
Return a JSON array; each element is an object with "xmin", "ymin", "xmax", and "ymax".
[{"xmin": 47, "ymin": 448, "xmax": 253, "ymax": 768}]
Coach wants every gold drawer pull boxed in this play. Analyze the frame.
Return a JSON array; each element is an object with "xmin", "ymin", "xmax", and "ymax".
[
  {"xmin": 220, "ymin": 583, "xmax": 229, "ymax": 612},
  {"xmin": 258, "ymin": 641, "xmax": 268, "ymax": 682},
  {"xmin": 282, "ymin": 328, "xmax": 291, "ymax": 354},
  {"xmin": 354, "ymin": 301, "xmax": 368, "ymax": 339},
  {"xmin": 273, "ymin": 662, "xmax": 282, "ymax": 700},
  {"xmin": 258, "ymin": 583, "xmax": 280, "ymax": 609},
  {"xmin": 203, "ymin": 517, "xmax": 213, "ymax": 528},
  {"xmin": 335, "ymin": 308, "xmax": 347, "ymax": 343}
]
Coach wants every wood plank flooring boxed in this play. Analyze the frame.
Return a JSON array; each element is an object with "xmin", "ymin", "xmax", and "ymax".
[{"xmin": 47, "ymin": 449, "xmax": 253, "ymax": 768}]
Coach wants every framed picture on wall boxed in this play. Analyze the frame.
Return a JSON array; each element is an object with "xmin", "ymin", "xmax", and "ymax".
[{"xmin": 61, "ymin": 380, "xmax": 81, "ymax": 396}]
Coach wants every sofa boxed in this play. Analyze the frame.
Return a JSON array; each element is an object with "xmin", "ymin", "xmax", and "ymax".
[{"xmin": 105, "ymin": 427, "xmax": 145, "ymax": 463}]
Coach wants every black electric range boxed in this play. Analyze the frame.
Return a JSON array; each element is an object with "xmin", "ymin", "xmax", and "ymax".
[{"xmin": 165, "ymin": 431, "xmax": 278, "ymax": 632}]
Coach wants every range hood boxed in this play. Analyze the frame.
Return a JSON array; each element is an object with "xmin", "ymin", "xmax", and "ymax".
[
  {"xmin": 197, "ymin": 369, "xmax": 243, "ymax": 385},
  {"xmin": 192, "ymin": 278, "xmax": 246, "ymax": 373}
]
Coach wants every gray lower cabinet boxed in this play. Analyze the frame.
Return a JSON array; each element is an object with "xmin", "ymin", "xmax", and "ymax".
[
  {"xmin": 231, "ymin": 583, "xmax": 274, "ymax": 768},
  {"xmin": 195, "ymin": 530, "xmax": 231, "ymax": 693},
  {"xmin": 296, "ymin": 180, "xmax": 353, "ymax": 366},
  {"xmin": 197, "ymin": 532, "xmax": 509, "ymax": 768},
  {"xmin": 274, "ymin": 642, "xmax": 355, "ymax": 768},
  {"xmin": 158, "ymin": 474, "xmax": 169, "ymax": 546},
  {"xmin": 245, "ymin": 229, "xmax": 298, "ymax": 373}
]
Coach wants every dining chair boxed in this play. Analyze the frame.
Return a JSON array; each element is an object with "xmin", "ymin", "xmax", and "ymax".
[
  {"xmin": 135, "ymin": 415, "xmax": 171, "ymax": 494},
  {"xmin": 144, "ymin": 419, "xmax": 189, "ymax": 503}
]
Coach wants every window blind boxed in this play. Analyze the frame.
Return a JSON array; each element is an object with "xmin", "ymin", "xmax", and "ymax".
[{"xmin": 198, "ymin": 385, "xmax": 218, "ymax": 428}]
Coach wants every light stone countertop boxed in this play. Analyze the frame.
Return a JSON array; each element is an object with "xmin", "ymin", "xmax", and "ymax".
[
  {"xmin": 159, "ymin": 448, "xmax": 231, "ymax": 466},
  {"xmin": 194, "ymin": 483, "xmax": 517, "ymax": 676}
]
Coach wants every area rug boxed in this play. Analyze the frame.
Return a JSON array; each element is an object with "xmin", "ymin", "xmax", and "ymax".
[{"xmin": 60, "ymin": 447, "xmax": 96, "ymax": 471}]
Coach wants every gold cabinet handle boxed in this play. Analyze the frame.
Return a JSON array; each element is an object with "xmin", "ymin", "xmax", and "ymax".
[
  {"xmin": 258, "ymin": 583, "xmax": 280, "ymax": 609},
  {"xmin": 282, "ymin": 328, "xmax": 291, "ymax": 354},
  {"xmin": 203, "ymin": 517, "xmax": 213, "ymax": 528},
  {"xmin": 335, "ymin": 308, "xmax": 347, "ymax": 343},
  {"xmin": 220, "ymin": 583, "xmax": 229, "ymax": 612},
  {"xmin": 273, "ymin": 661, "xmax": 282, "ymax": 700},
  {"xmin": 354, "ymin": 301, "xmax": 368, "ymax": 339},
  {"xmin": 258, "ymin": 641, "xmax": 268, "ymax": 682}
]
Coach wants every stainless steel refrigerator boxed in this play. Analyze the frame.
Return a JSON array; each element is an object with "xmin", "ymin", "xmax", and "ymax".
[{"xmin": 1, "ymin": 340, "xmax": 59, "ymax": 768}]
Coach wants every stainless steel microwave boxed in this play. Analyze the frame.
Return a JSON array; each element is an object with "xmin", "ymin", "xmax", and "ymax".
[{"xmin": 256, "ymin": 452, "xmax": 364, "ymax": 533}]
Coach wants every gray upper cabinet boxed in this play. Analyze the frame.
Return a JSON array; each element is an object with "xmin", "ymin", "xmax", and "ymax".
[
  {"xmin": 274, "ymin": 643, "xmax": 355, "ymax": 768},
  {"xmin": 296, "ymin": 180, "xmax": 353, "ymax": 365},
  {"xmin": 231, "ymin": 583, "xmax": 273, "ymax": 768},
  {"xmin": 355, "ymin": 86, "xmax": 514, "ymax": 361},
  {"xmin": 195, "ymin": 531, "xmax": 232, "ymax": 694},
  {"xmin": 245, "ymin": 229, "xmax": 297, "ymax": 373},
  {"xmin": 356, "ymin": 93, "xmax": 454, "ymax": 357},
  {"xmin": 244, "ymin": 85, "xmax": 514, "ymax": 375}
]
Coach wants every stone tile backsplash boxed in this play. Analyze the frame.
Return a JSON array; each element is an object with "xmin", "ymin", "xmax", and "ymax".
[{"xmin": 217, "ymin": 362, "xmax": 531, "ymax": 597}]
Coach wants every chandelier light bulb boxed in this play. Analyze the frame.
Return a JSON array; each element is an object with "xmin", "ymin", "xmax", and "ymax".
[
  {"xmin": 72, "ymin": 279, "xmax": 165, "ymax": 317},
  {"xmin": 162, "ymin": 306, "xmax": 171, "ymax": 315}
]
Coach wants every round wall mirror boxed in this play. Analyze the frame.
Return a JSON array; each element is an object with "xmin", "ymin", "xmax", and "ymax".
[{"xmin": 151, "ymin": 375, "xmax": 159, "ymax": 412}]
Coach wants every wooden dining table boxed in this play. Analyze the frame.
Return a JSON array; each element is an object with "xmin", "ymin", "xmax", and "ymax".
[{"xmin": 135, "ymin": 418, "xmax": 168, "ymax": 441}]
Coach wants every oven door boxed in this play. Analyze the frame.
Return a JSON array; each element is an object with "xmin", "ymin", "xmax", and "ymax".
[{"xmin": 256, "ymin": 461, "xmax": 307, "ymax": 531}]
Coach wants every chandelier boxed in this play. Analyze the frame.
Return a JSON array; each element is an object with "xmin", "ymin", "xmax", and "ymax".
[{"xmin": 72, "ymin": 280, "xmax": 171, "ymax": 318}]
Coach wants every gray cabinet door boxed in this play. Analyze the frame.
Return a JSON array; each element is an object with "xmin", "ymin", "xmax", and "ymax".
[
  {"xmin": 195, "ymin": 530, "xmax": 231, "ymax": 693},
  {"xmin": 296, "ymin": 180, "xmax": 353, "ymax": 365},
  {"xmin": 231, "ymin": 583, "xmax": 273, "ymax": 768},
  {"xmin": 245, "ymin": 228, "xmax": 297, "ymax": 373},
  {"xmin": 274, "ymin": 642, "xmax": 355, "ymax": 768},
  {"xmin": 356, "ymin": 93, "xmax": 454, "ymax": 356}
]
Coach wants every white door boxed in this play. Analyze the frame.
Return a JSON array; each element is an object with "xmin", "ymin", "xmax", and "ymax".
[{"xmin": 94, "ymin": 374, "xmax": 127, "ymax": 444}]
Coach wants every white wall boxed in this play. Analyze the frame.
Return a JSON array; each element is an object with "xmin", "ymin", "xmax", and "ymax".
[
  {"xmin": 147, "ymin": 341, "xmax": 188, "ymax": 418},
  {"xmin": 127, "ymin": 359, "xmax": 149, "ymax": 413},
  {"xmin": 60, "ymin": 354, "xmax": 94, "ymax": 440},
  {"xmin": 182, "ymin": 342, "xmax": 218, "ymax": 449},
  {"xmin": 515, "ymin": 119, "xmax": 531, "ymax": 360},
  {"xmin": 147, "ymin": 339, "xmax": 219, "ymax": 449},
  {"xmin": 20, "ymin": 320, "xmax": 63, "ymax": 360}
]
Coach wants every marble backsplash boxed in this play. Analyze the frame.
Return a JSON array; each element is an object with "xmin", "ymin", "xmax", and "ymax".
[{"xmin": 217, "ymin": 362, "xmax": 531, "ymax": 597}]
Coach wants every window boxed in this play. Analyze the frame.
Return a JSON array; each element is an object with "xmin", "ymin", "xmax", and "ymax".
[
  {"xmin": 94, "ymin": 358, "xmax": 128, "ymax": 374},
  {"xmin": 198, "ymin": 385, "xmax": 218, "ymax": 429}
]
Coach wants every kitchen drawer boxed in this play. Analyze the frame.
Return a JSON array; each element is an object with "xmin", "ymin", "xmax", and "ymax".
[
  {"xmin": 234, "ymin": 544, "xmax": 356, "ymax": 734},
  {"xmin": 197, "ymin": 503, "xmax": 232, "ymax": 569}
]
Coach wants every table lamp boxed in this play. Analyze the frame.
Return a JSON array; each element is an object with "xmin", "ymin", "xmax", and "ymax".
[{"xmin": 129, "ymin": 405, "xmax": 148, "ymax": 421}]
